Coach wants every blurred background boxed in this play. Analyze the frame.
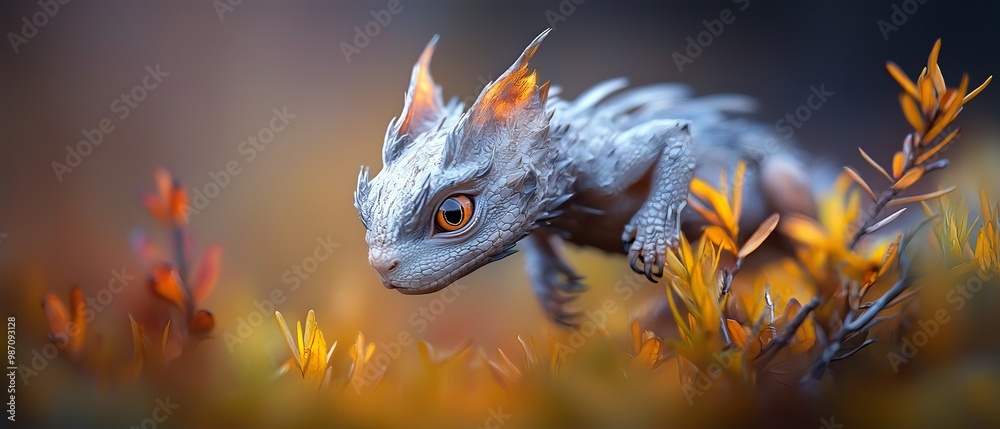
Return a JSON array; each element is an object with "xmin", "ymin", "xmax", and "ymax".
[{"xmin": 2, "ymin": 0, "xmax": 999, "ymax": 427}]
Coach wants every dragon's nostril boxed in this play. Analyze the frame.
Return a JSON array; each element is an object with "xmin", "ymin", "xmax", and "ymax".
[{"xmin": 372, "ymin": 255, "xmax": 401, "ymax": 277}]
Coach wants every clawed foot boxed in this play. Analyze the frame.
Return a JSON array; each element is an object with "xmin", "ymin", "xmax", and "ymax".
[
  {"xmin": 622, "ymin": 202, "xmax": 684, "ymax": 283},
  {"xmin": 530, "ymin": 255, "xmax": 588, "ymax": 327}
]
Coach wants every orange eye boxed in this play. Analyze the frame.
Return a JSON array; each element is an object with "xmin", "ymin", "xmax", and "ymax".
[{"xmin": 435, "ymin": 195, "xmax": 474, "ymax": 232}]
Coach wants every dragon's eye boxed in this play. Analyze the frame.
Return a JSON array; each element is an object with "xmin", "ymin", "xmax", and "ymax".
[{"xmin": 435, "ymin": 195, "xmax": 474, "ymax": 232}]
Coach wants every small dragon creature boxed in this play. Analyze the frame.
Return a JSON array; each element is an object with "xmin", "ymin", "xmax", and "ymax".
[{"xmin": 354, "ymin": 30, "xmax": 814, "ymax": 325}]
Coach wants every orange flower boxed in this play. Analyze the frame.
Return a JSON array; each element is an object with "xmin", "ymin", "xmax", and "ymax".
[
  {"xmin": 143, "ymin": 168, "xmax": 189, "ymax": 225},
  {"xmin": 42, "ymin": 287, "xmax": 87, "ymax": 359}
]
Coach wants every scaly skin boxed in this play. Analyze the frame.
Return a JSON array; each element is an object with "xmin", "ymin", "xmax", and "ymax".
[{"xmin": 355, "ymin": 30, "xmax": 811, "ymax": 326}]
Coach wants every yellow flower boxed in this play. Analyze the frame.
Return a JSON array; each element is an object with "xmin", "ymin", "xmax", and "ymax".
[
  {"xmin": 274, "ymin": 310, "xmax": 335, "ymax": 384},
  {"xmin": 689, "ymin": 160, "xmax": 780, "ymax": 259},
  {"xmin": 781, "ymin": 173, "xmax": 877, "ymax": 283},
  {"xmin": 348, "ymin": 332, "xmax": 384, "ymax": 393}
]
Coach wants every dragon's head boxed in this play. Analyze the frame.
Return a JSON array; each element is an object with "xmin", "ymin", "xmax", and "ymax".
[{"xmin": 354, "ymin": 29, "xmax": 570, "ymax": 294}]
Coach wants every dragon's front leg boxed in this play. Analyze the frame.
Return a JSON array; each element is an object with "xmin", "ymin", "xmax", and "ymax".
[
  {"xmin": 582, "ymin": 120, "xmax": 695, "ymax": 282},
  {"xmin": 522, "ymin": 228, "xmax": 587, "ymax": 326},
  {"xmin": 613, "ymin": 120, "xmax": 695, "ymax": 281}
]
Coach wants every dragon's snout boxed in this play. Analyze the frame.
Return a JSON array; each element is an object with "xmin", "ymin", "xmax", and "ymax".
[{"xmin": 368, "ymin": 250, "xmax": 402, "ymax": 288}]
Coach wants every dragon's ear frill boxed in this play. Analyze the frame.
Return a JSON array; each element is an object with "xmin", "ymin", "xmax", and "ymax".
[{"xmin": 384, "ymin": 35, "xmax": 446, "ymax": 165}]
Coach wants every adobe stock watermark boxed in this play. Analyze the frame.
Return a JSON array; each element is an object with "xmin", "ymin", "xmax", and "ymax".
[
  {"xmin": 877, "ymin": 0, "xmax": 930, "ymax": 41},
  {"xmin": 6, "ymin": 0, "xmax": 71, "ymax": 54},
  {"xmin": 672, "ymin": 0, "xmax": 751, "ymax": 73},
  {"xmin": 340, "ymin": 0, "xmax": 413, "ymax": 64},
  {"xmin": 51, "ymin": 65, "xmax": 170, "ymax": 183},
  {"xmin": 818, "ymin": 416, "xmax": 845, "ymax": 429},
  {"xmin": 552, "ymin": 267, "xmax": 656, "ymax": 364},
  {"xmin": 544, "ymin": 0, "xmax": 587, "ymax": 30},
  {"xmin": 681, "ymin": 350, "xmax": 741, "ymax": 404},
  {"xmin": 223, "ymin": 235, "xmax": 338, "ymax": 353},
  {"xmin": 130, "ymin": 396, "xmax": 179, "ymax": 429},
  {"xmin": 212, "ymin": 0, "xmax": 245, "ymax": 22},
  {"xmin": 886, "ymin": 267, "xmax": 995, "ymax": 372},
  {"xmin": 774, "ymin": 84, "xmax": 833, "ymax": 139},
  {"xmin": 351, "ymin": 283, "xmax": 470, "ymax": 393},
  {"xmin": 184, "ymin": 106, "xmax": 295, "ymax": 220},
  {"xmin": 20, "ymin": 268, "xmax": 136, "ymax": 385},
  {"xmin": 477, "ymin": 406, "xmax": 511, "ymax": 429}
]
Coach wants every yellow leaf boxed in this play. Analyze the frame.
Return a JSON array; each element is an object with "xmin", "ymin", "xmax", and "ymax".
[
  {"xmin": 886, "ymin": 62, "xmax": 919, "ymax": 99},
  {"xmin": 688, "ymin": 196, "xmax": 723, "ymax": 227},
  {"xmin": 888, "ymin": 186, "xmax": 956, "ymax": 206},
  {"xmin": 859, "ymin": 147, "xmax": 893, "ymax": 182},
  {"xmin": 739, "ymin": 213, "xmax": 780, "ymax": 259},
  {"xmin": 126, "ymin": 314, "xmax": 144, "ymax": 380},
  {"xmin": 925, "ymin": 74, "xmax": 969, "ymax": 142},
  {"xmin": 926, "ymin": 39, "xmax": 941, "ymax": 82},
  {"xmin": 918, "ymin": 71, "xmax": 936, "ymax": 115},
  {"xmin": 930, "ymin": 63, "xmax": 946, "ymax": 95},
  {"xmin": 899, "ymin": 93, "xmax": 925, "ymax": 132},
  {"xmin": 782, "ymin": 215, "xmax": 826, "ymax": 246},
  {"xmin": 981, "ymin": 189, "xmax": 993, "ymax": 226},
  {"xmin": 726, "ymin": 319, "xmax": 748, "ymax": 348},
  {"xmin": 915, "ymin": 128, "xmax": 960, "ymax": 165},
  {"xmin": 892, "ymin": 152, "xmax": 905, "ymax": 179},
  {"xmin": 635, "ymin": 337, "xmax": 662, "ymax": 368},
  {"xmin": 703, "ymin": 225, "xmax": 737, "ymax": 254},
  {"xmin": 843, "ymin": 167, "xmax": 877, "ymax": 202},
  {"xmin": 964, "ymin": 75, "xmax": 992, "ymax": 105},
  {"xmin": 732, "ymin": 160, "xmax": 747, "ymax": 225},
  {"xmin": 893, "ymin": 167, "xmax": 925, "ymax": 190},
  {"xmin": 691, "ymin": 178, "xmax": 736, "ymax": 235}
]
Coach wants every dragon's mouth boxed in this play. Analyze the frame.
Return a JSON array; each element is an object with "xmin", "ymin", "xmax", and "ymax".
[{"xmin": 382, "ymin": 249, "xmax": 500, "ymax": 295}]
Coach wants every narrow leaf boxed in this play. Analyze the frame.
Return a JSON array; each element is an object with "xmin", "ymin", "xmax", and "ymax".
[
  {"xmin": 859, "ymin": 147, "xmax": 893, "ymax": 182},
  {"xmin": 963, "ymin": 75, "xmax": 992, "ymax": 105},
  {"xmin": 843, "ymin": 167, "xmax": 877, "ymax": 201},
  {"xmin": 732, "ymin": 160, "xmax": 747, "ymax": 225},
  {"xmin": 886, "ymin": 62, "xmax": 919, "ymax": 99},
  {"xmin": 866, "ymin": 208, "xmax": 907, "ymax": 234},
  {"xmin": 274, "ymin": 311, "xmax": 302, "ymax": 373},
  {"xmin": 899, "ymin": 93, "xmax": 925, "ymax": 131},
  {"xmin": 739, "ymin": 213, "xmax": 780, "ymax": 259},
  {"xmin": 915, "ymin": 128, "xmax": 960, "ymax": 165},
  {"xmin": 892, "ymin": 152, "xmax": 905, "ymax": 179},
  {"xmin": 893, "ymin": 167, "xmax": 924, "ymax": 190},
  {"xmin": 888, "ymin": 186, "xmax": 957, "ymax": 206},
  {"xmin": 727, "ymin": 319, "xmax": 748, "ymax": 348},
  {"xmin": 780, "ymin": 215, "xmax": 826, "ymax": 246}
]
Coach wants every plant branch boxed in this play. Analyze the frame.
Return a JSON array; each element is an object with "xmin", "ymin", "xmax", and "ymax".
[{"xmin": 754, "ymin": 296, "xmax": 821, "ymax": 369}]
